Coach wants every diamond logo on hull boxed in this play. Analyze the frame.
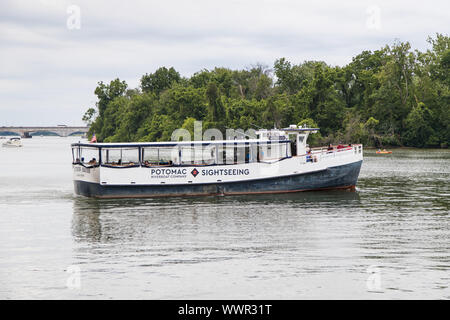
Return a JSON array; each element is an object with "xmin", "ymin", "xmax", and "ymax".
[{"xmin": 191, "ymin": 168, "xmax": 199, "ymax": 177}]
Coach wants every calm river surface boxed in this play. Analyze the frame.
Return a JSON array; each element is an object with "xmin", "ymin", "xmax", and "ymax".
[{"xmin": 0, "ymin": 137, "xmax": 449, "ymax": 299}]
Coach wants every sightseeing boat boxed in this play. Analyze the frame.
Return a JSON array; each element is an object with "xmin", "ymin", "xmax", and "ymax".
[{"xmin": 71, "ymin": 126, "xmax": 363, "ymax": 198}]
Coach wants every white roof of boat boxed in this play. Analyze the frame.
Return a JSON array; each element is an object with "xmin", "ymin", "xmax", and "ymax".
[
  {"xmin": 282, "ymin": 128, "xmax": 319, "ymax": 131},
  {"xmin": 72, "ymin": 138, "xmax": 291, "ymax": 148}
]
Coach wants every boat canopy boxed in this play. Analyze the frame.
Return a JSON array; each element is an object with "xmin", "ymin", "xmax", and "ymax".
[
  {"xmin": 71, "ymin": 138, "xmax": 291, "ymax": 149},
  {"xmin": 71, "ymin": 125, "xmax": 320, "ymax": 167},
  {"xmin": 72, "ymin": 139, "xmax": 292, "ymax": 167}
]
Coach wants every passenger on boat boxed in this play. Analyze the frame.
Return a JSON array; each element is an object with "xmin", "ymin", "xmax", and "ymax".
[
  {"xmin": 337, "ymin": 144, "xmax": 345, "ymax": 150},
  {"xmin": 88, "ymin": 158, "xmax": 97, "ymax": 165},
  {"xmin": 306, "ymin": 150, "xmax": 313, "ymax": 162},
  {"xmin": 327, "ymin": 144, "xmax": 334, "ymax": 153}
]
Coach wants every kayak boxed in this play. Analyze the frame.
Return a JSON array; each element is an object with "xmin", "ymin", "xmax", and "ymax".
[{"xmin": 376, "ymin": 150, "xmax": 392, "ymax": 154}]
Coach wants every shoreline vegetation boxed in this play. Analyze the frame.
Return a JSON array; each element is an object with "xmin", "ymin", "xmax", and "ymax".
[{"xmin": 83, "ymin": 34, "xmax": 449, "ymax": 148}]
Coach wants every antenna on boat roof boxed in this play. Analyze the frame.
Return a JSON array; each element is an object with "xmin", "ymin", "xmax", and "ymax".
[{"xmin": 250, "ymin": 123, "xmax": 264, "ymax": 129}]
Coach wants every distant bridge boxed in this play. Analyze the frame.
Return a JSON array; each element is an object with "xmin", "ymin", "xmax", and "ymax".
[{"xmin": 0, "ymin": 126, "xmax": 89, "ymax": 137}]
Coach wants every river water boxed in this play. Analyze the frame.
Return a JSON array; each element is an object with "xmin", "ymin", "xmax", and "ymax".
[{"xmin": 0, "ymin": 137, "xmax": 448, "ymax": 299}]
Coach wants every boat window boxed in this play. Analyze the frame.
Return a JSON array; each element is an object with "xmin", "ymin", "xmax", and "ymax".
[
  {"xmin": 220, "ymin": 144, "xmax": 235, "ymax": 165},
  {"xmin": 258, "ymin": 143, "xmax": 267, "ymax": 161},
  {"xmin": 258, "ymin": 143, "xmax": 289, "ymax": 161},
  {"xmin": 217, "ymin": 143, "xmax": 254, "ymax": 164},
  {"xmin": 76, "ymin": 147, "xmax": 99, "ymax": 166},
  {"xmin": 180, "ymin": 145, "xmax": 216, "ymax": 165},
  {"xmin": 279, "ymin": 143, "xmax": 290, "ymax": 158},
  {"xmin": 72, "ymin": 147, "xmax": 80, "ymax": 163},
  {"xmin": 142, "ymin": 146, "xmax": 177, "ymax": 166},
  {"xmin": 235, "ymin": 145, "xmax": 246, "ymax": 164},
  {"xmin": 102, "ymin": 148, "xmax": 139, "ymax": 167},
  {"xmin": 286, "ymin": 143, "xmax": 292, "ymax": 157},
  {"xmin": 202, "ymin": 144, "xmax": 216, "ymax": 165},
  {"xmin": 179, "ymin": 146, "xmax": 192, "ymax": 165},
  {"xmin": 250, "ymin": 143, "xmax": 257, "ymax": 163},
  {"xmin": 244, "ymin": 145, "xmax": 251, "ymax": 163},
  {"xmin": 217, "ymin": 145, "xmax": 224, "ymax": 164}
]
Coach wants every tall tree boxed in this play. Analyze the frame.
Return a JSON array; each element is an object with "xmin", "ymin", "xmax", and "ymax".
[{"xmin": 140, "ymin": 67, "xmax": 181, "ymax": 95}]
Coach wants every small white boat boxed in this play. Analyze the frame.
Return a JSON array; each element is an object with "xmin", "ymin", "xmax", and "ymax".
[{"xmin": 2, "ymin": 137, "xmax": 23, "ymax": 148}]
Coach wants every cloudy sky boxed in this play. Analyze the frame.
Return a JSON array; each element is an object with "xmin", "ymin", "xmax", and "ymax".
[{"xmin": 1, "ymin": 0, "xmax": 448, "ymax": 126}]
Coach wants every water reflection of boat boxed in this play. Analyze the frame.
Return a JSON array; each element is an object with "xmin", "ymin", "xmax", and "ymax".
[
  {"xmin": 71, "ymin": 190, "xmax": 360, "ymax": 243},
  {"xmin": 71, "ymin": 198, "xmax": 102, "ymax": 242},
  {"xmin": 71, "ymin": 125, "xmax": 364, "ymax": 198},
  {"xmin": 2, "ymin": 137, "xmax": 23, "ymax": 147},
  {"xmin": 376, "ymin": 149, "xmax": 392, "ymax": 154}
]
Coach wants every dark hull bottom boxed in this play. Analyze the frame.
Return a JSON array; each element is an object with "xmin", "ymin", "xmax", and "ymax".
[{"xmin": 74, "ymin": 160, "xmax": 362, "ymax": 198}]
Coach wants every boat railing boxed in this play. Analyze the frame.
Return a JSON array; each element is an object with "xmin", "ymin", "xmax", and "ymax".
[
  {"xmin": 307, "ymin": 144, "xmax": 362, "ymax": 161},
  {"xmin": 310, "ymin": 144, "xmax": 361, "ymax": 153},
  {"xmin": 142, "ymin": 161, "xmax": 174, "ymax": 167},
  {"xmin": 101, "ymin": 162, "xmax": 140, "ymax": 168},
  {"xmin": 72, "ymin": 160, "xmax": 100, "ymax": 168}
]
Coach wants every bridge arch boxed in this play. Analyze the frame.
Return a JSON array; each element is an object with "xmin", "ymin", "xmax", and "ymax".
[
  {"xmin": 28, "ymin": 131, "xmax": 60, "ymax": 136},
  {"xmin": 68, "ymin": 131, "xmax": 87, "ymax": 136},
  {"xmin": 0, "ymin": 131, "xmax": 21, "ymax": 136}
]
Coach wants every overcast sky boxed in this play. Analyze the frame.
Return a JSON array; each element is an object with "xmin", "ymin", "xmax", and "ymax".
[{"xmin": 1, "ymin": 0, "xmax": 448, "ymax": 126}]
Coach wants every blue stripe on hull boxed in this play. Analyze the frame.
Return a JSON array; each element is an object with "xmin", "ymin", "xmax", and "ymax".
[{"xmin": 74, "ymin": 160, "xmax": 362, "ymax": 198}]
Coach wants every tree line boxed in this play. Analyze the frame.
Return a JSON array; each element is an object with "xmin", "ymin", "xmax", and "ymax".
[{"xmin": 84, "ymin": 34, "xmax": 449, "ymax": 148}]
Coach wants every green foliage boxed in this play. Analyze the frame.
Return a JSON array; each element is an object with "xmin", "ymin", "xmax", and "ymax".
[
  {"xmin": 82, "ymin": 35, "xmax": 450, "ymax": 148},
  {"xmin": 140, "ymin": 67, "xmax": 181, "ymax": 95},
  {"xmin": 365, "ymin": 117, "xmax": 379, "ymax": 129},
  {"xmin": 403, "ymin": 103, "xmax": 437, "ymax": 147},
  {"xmin": 274, "ymin": 58, "xmax": 325, "ymax": 94},
  {"xmin": 82, "ymin": 108, "xmax": 96, "ymax": 126},
  {"xmin": 297, "ymin": 118, "xmax": 318, "ymax": 128},
  {"xmin": 159, "ymin": 84, "xmax": 207, "ymax": 122},
  {"xmin": 181, "ymin": 117, "xmax": 197, "ymax": 140},
  {"xmin": 89, "ymin": 78, "xmax": 128, "ymax": 140}
]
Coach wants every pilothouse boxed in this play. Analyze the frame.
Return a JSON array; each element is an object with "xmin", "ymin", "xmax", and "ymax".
[{"xmin": 71, "ymin": 125, "xmax": 363, "ymax": 198}]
